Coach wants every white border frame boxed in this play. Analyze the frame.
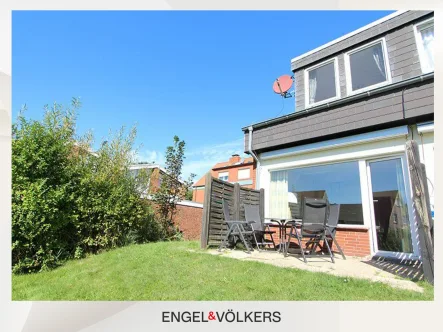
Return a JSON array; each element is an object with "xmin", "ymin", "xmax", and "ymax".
[
  {"xmin": 304, "ymin": 57, "xmax": 340, "ymax": 109},
  {"xmin": 414, "ymin": 17, "xmax": 435, "ymax": 74},
  {"xmin": 344, "ymin": 37, "xmax": 392, "ymax": 96}
]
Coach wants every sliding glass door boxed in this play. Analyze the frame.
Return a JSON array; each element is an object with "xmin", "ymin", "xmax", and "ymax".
[{"xmin": 367, "ymin": 157, "xmax": 414, "ymax": 255}]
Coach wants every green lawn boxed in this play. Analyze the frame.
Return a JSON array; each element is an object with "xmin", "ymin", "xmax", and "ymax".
[{"xmin": 12, "ymin": 241, "xmax": 433, "ymax": 301}]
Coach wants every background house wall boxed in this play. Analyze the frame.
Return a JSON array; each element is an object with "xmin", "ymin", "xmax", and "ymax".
[{"xmin": 192, "ymin": 155, "xmax": 257, "ymax": 203}]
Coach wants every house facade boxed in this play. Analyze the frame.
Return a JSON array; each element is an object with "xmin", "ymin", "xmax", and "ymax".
[
  {"xmin": 129, "ymin": 163, "xmax": 183, "ymax": 195},
  {"xmin": 192, "ymin": 154, "xmax": 257, "ymax": 203},
  {"xmin": 242, "ymin": 10, "xmax": 434, "ymax": 259}
]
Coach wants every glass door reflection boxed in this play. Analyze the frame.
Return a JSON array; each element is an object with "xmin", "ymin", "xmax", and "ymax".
[{"xmin": 368, "ymin": 158, "xmax": 413, "ymax": 254}]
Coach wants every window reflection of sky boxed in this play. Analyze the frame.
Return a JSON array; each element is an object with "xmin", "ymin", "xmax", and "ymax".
[{"xmin": 287, "ymin": 161, "xmax": 362, "ymax": 204}]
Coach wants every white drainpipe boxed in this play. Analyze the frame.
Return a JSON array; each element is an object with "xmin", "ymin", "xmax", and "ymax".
[{"xmin": 247, "ymin": 125, "xmax": 260, "ymax": 189}]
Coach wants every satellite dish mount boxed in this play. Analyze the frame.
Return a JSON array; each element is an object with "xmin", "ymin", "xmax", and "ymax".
[{"xmin": 272, "ymin": 74, "xmax": 294, "ymax": 98}]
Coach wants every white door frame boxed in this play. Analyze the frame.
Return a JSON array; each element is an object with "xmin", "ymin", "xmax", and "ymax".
[{"xmin": 365, "ymin": 154, "xmax": 419, "ymax": 260}]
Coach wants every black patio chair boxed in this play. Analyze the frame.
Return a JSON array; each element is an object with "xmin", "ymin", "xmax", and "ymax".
[
  {"xmin": 243, "ymin": 204, "xmax": 276, "ymax": 250},
  {"xmin": 314, "ymin": 204, "xmax": 346, "ymax": 260},
  {"xmin": 218, "ymin": 199, "xmax": 259, "ymax": 254},
  {"xmin": 284, "ymin": 198, "xmax": 337, "ymax": 263}
]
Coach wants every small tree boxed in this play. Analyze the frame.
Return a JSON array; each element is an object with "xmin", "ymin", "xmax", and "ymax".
[{"xmin": 153, "ymin": 136, "xmax": 195, "ymax": 239}]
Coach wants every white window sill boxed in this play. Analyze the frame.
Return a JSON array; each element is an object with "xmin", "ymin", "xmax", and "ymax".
[
  {"xmin": 347, "ymin": 80, "xmax": 390, "ymax": 96},
  {"xmin": 305, "ymin": 96, "xmax": 340, "ymax": 109},
  {"xmin": 336, "ymin": 224, "xmax": 369, "ymax": 230}
]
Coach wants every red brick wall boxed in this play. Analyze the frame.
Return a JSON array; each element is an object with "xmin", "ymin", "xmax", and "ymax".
[
  {"xmin": 265, "ymin": 226, "xmax": 371, "ymax": 257},
  {"xmin": 333, "ymin": 228, "xmax": 371, "ymax": 257},
  {"xmin": 173, "ymin": 204, "xmax": 203, "ymax": 240}
]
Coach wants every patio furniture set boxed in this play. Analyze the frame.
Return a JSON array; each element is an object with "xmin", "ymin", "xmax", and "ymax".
[{"xmin": 218, "ymin": 197, "xmax": 346, "ymax": 263}]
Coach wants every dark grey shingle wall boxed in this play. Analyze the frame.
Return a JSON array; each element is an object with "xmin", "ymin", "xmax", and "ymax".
[{"xmin": 244, "ymin": 80, "xmax": 433, "ymax": 152}]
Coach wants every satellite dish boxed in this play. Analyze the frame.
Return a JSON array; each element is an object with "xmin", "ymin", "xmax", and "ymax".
[{"xmin": 272, "ymin": 74, "xmax": 294, "ymax": 98}]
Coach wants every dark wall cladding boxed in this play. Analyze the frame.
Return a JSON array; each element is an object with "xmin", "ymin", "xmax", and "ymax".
[
  {"xmin": 244, "ymin": 80, "xmax": 433, "ymax": 153},
  {"xmin": 291, "ymin": 10, "xmax": 432, "ymax": 71},
  {"xmin": 294, "ymin": 10, "xmax": 433, "ymax": 112},
  {"xmin": 243, "ymin": 11, "xmax": 434, "ymax": 154}
]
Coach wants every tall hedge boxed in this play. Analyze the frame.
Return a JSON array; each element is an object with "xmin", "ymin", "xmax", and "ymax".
[{"xmin": 12, "ymin": 100, "xmax": 161, "ymax": 273}]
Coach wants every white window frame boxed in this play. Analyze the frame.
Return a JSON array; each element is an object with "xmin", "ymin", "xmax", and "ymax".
[
  {"xmin": 365, "ymin": 154, "xmax": 419, "ymax": 259},
  {"xmin": 344, "ymin": 37, "xmax": 392, "ymax": 95},
  {"xmin": 303, "ymin": 57, "xmax": 340, "ymax": 108},
  {"xmin": 237, "ymin": 168, "xmax": 250, "ymax": 180},
  {"xmin": 218, "ymin": 171, "xmax": 229, "ymax": 181},
  {"xmin": 304, "ymin": 57, "xmax": 340, "ymax": 109},
  {"xmin": 414, "ymin": 17, "xmax": 434, "ymax": 74}
]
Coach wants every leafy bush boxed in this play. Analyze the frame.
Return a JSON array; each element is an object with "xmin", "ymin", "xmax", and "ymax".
[{"xmin": 12, "ymin": 99, "xmax": 162, "ymax": 273}]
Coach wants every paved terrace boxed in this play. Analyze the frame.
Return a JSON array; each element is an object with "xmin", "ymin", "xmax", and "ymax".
[{"xmin": 204, "ymin": 248, "xmax": 424, "ymax": 293}]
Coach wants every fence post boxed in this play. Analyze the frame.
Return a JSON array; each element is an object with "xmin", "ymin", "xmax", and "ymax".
[
  {"xmin": 200, "ymin": 172, "xmax": 213, "ymax": 249},
  {"xmin": 233, "ymin": 183, "xmax": 241, "ymax": 220},
  {"xmin": 406, "ymin": 140, "xmax": 434, "ymax": 284}
]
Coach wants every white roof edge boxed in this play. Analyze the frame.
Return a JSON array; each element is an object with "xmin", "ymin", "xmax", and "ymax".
[
  {"xmin": 291, "ymin": 10, "xmax": 408, "ymax": 64},
  {"xmin": 176, "ymin": 200, "xmax": 203, "ymax": 208}
]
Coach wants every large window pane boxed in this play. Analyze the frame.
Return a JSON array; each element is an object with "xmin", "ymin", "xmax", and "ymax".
[
  {"xmin": 417, "ymin": 21, "xmax": 434, "ymax": 73},
  {"xmin": 269, "ymin": 161, "xmax": 364, "ymax": 225},
  {"xmin": 349, "ymin": 42, "xmax": 387, "ymax": 91},
  {"xmin": 308, "ymin": 61, "xmax": 337, "ymax": 104}
]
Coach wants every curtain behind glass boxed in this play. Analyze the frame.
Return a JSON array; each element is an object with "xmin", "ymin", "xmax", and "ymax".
[
  {"xmin": 309, "ymin": 71, "xmax": 317, "ymax": 104},
  {"xmin": 270, "ymin": 170, "xmax": 289, "ymax": 218},
  {"xmin": 421, "ymin": 25, "xmax": 434, "ymax": 72},
  {"xmin": 372, "ymin": 44, "xmax": 386, "ymax": 79}
]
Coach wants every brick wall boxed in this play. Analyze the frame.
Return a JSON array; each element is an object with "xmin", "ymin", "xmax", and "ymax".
[
  {"xmin": 173, "ymin": 203, "xmax": 203, "ymax": 240},
  {"xmin": 333, "ymin": 228, "xmax": 371, "ymax": 257},
  {"xmin": 265, "ymin": 226, "xmax": 371, "ymax": 257}
]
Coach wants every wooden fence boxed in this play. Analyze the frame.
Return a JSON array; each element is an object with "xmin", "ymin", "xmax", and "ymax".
[
  {"xmin": 200, "ymin": 172, "xmax": 264, "ymax": 248},
  {"xmin": 406, "ymin": 140, "xmax": 434, "ymax": 284}
]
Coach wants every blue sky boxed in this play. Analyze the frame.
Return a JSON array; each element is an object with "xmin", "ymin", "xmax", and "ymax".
[{"xmin": 12, "ymin": 10, "xmax": 393, "ymax": 181}]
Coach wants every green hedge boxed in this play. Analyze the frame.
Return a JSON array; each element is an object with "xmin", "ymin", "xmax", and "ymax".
[{"xmin": 12, "ymin": 100, "xmax": 162, "ymax": 273}]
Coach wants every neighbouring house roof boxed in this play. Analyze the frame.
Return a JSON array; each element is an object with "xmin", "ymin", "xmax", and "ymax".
[
  {"xmin": 130, "ymin": 163, "xmax": 185, "ymax": 185},
  {"xmin": 193, "ymin": 176, "xmax": 206, "ymax": 187},
  {"xmin": 192, "ymin": 156, "xmax": 255, "ymax": 187},
  {"xmin": 73, "ymin": 142, "xmax": 99, "ymax": 157},
  {"xmin": 212, "ymin": 157, "xmax": 254, "ymax": 170}
]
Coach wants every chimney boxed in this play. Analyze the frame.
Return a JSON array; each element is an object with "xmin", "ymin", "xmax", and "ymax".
[{"xmin": 229, "ymin": 154, "xmax": 241, "ymax": 164}]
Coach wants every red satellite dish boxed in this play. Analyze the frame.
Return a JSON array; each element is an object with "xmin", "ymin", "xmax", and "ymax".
[{"xmin": 272, "ymin": 74, "xmax": 293, "ymax": 97}]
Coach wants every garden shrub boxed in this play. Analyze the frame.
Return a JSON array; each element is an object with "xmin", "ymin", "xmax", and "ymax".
[{"xmin": 12, "ymin": 100, "xmax": 162, "ymax": 273}]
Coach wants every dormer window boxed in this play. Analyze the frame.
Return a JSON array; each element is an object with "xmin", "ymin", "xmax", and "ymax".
[
  {"xmin": 345, "ymin": 38, "xmax": 390, "ymax": 94},
  {"xmin": 415, "ymin": 18, "xmax": 434, "ymax": 74},
  {"xmin": 304, "ymin": 58, "xmax": 339, "ymax": 108}
]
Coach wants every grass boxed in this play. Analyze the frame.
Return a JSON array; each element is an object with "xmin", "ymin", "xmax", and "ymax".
[{"xmin": 12, "ymin": 241, "xmax": 433, "ymax": 301}]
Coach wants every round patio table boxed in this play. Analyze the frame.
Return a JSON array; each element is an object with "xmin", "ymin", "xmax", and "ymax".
[{"xmin": 264, "ymin": 219, "xmax": 301, "ymax": 252}]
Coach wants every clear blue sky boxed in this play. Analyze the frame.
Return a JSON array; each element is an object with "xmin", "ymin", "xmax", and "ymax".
[{"xmin": 12, "ymin": 10, "xmax": 393, "ymax": 181}]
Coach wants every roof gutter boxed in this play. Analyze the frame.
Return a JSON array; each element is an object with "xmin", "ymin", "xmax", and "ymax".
[
  {"xmin": 242, "ymin": 72, "xmax": 434, "ymax": 132},
  {"xmin": 247, "ymin": 125, "xmax": 260, "ymax": 189}
]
